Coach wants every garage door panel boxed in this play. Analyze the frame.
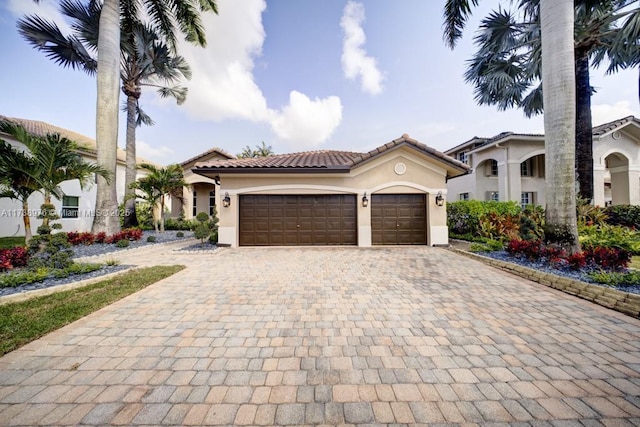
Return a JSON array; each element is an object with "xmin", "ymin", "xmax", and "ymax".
[
  {"xmin": 240, "ymin": 195, "xmax": 357, "ymax": 246},
  {"xmin": 372, "ymin": 194, "xmax": 427, "ymax": 245}
]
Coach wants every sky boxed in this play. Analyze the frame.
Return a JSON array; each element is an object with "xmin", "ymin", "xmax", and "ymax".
[{"xmin": 0, "ymin": 0, "xmax": 638, "ymax": 165}]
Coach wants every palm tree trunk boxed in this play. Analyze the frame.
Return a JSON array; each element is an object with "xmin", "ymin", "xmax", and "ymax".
[
  {"xmin": 22, "ymin": 200, "xmax": 32, "ymax": 242},
  {"xmin": 540, "ymin": 0, "xmax": 580, "ymax": 253},
  {"xmin": 123, "ymin": 94, "xmax": 139, "ymax": 228},
  {"xmin": 92, "ymin": 0, "xmax": 121, "ymax": 235},
  {"xmin": 160, "ymin": 197, "xmax": 165, "ymax": 232},
  {"xmin": 575, "ymin": 51, "xmax": 594, "ymax": 203}
]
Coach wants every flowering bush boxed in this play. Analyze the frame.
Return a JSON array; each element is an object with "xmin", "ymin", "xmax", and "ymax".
[{"xmin": 0, "ymin": 247, "xmax": 29, "ymax": 271}]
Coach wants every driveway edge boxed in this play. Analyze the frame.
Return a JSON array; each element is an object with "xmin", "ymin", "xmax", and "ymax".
[{"xmin": 449, "ymin": 247, "xmax": 640, "ymax": 319}]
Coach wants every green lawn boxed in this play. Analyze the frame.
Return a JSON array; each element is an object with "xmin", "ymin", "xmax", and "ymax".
[
  {"xmin": 0, "ymin": 236, "xmax": 25, "ymax": 249},
  {"xmin": 0, "ymin": 265, "xmax": 184, "ymax": 356}
]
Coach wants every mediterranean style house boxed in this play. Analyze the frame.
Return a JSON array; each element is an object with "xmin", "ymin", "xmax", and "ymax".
[
  {"xmin": 171, "ymin": 147, "xmax": 234, "ymax": 221},
  {"xmin": 444, "ymin": 116, "xmax": 640, "ymax": 208},
  {"xmin": 0, "ymin": 115, "xmax": 148, "ymax": 237},
  {"xmin": 188, "ymin": 134, "xmax": 469, "ymax": 247}
]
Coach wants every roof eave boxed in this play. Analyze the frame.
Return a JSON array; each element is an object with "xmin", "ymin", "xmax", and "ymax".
[{"xmin": 192, "ymin": 166, "xmax": 352, "ymax": 176}]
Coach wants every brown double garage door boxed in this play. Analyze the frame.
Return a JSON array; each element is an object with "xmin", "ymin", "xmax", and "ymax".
[{"xmin": 239, "ymin": 194, "xmax": 426, "ymax": 246}]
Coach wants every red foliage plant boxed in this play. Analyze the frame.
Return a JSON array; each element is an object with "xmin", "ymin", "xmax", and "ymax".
[{"xmin": 0, "ymin": 247, "xmax": 29, "ymax": 272}]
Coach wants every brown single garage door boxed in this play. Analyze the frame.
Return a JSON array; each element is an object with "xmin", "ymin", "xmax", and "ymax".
[
  {"xmin": 371, "ymin": 194, "xmax": 427, "ymax": 245},
  {"xmin": 239, "ymin": 194, "xmax": 357, "ymax": 246}
]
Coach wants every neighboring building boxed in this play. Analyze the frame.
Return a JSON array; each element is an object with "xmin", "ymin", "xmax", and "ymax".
[
  {"xmin": 444, "ymin": 116, "xmax": 640, "ymax": 207},
  {"xmin": 0, "ymin": 115, "xmax": 148, "ymax": 237},
  {"xmin": 171, "ymin": 147, "xmax": 234, "ymax": 220},
  {"xmin": 191, "ymin": 134, "xmax": 469, "ymax": 247}
]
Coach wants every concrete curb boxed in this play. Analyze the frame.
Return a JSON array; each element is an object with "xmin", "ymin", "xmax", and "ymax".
[{"xmin": 450, "ymin": 248, "xmax": 640, "ymax": 319}]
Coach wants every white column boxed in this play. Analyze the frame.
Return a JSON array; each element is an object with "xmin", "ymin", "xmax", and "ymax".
[{"xmin": 593, "ymin": 165, "xmax": 606, "ymax": 207}]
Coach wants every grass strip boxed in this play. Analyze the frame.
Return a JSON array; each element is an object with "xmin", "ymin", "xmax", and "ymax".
[
  {"xmin": 0, "ymin": 237, "xmax": 25, "ymax": 249},
  {"xmin": 0, "ymin": 265, "xmax": 185, "ymax": 356},
  {"xmin": 631, "ymin": 256, "xmax": 640, "ymax": 270}
]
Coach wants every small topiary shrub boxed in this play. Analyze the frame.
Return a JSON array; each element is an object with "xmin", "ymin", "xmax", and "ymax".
[
  {"xmin": 208, "ymin": 231, "xmax": 218, "ymax": 244},
  {"xmin": 146, "ymin": 236, "xmax": 156, "ymax": 243},
  {"xmin": 176, "ymin": 231, "xmax": 184, "ymax": 238},
  {"xmin": 115, "ymin": 239, "xmax": 130, "ymax": 248}
]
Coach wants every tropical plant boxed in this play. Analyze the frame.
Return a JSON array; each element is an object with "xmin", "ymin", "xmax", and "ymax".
[
  {"xmin": 443, "ymin": 0, "xmax": 580, "ymax": 252},
  {"xmin": 237, "ymin": 141, "xmax": 275, "ymax": 158},
  {"xmin": 457, "ymin": 0, "xmax": 640, "ymax": 202},
  {"xmin": 130, "ymin": 164, "xmax": 185, "ymax": 232},
  {"xmin": 0, "ymin": 120, "xmax": 110, "ymax": 232},
  {"xmin": 19, "ymin": 0, "xmax": 193, "ymax": 230},
  {"xmin": 28, "ymin": 0, "xmax": 218, "ymax": 235}
]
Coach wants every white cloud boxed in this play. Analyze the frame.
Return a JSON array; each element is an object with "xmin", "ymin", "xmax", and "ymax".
[
  {"xmin": 270, "ymin": 91, "xmax": 343, "ymax": 148},
  {"xmin": 340, "ymin": 1, "xmax": 384, "ymax": 95},
  {"xmin": 592, "ymin": 101, "xmax": 636, "ymax": 126},
  {"xmin": 177, "ymin": 0, "xmax": 342, "ymax": 148},
  {"xmin": 7, "ymin": 0, "xmax": 71, "ymax": 34},
  {"xmin": 136, "ymin": 140, "xmax": 175, "ymax": 163}
]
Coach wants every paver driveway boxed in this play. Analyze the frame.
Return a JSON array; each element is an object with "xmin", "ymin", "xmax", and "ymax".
[{"xmin": 1, "ymin": 246, "xmax": 640, "ymax": 425}]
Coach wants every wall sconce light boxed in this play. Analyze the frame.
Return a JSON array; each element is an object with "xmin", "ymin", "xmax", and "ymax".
[
  {"xmin": 435, "ymin": 191, "xmax": 445, "ymax": 207},
  {"xmin": 362, "ymin": 192, "xmax": 369, "ymax": 207},
  {"xmin": 223, "ymin": 192, "xmax": 231, "ymax": 208}
]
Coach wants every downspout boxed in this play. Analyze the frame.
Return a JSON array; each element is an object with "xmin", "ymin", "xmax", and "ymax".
[{"xmin": 496, "ymin": 143, "xmax": 509, "ymax": 201}]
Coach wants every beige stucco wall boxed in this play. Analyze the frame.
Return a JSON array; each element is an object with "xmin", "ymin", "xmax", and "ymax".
[
  {"xmin": 211, "ymin": 148, "xmax": 453, "ymax": 247},
  {"xmin": 593, "ymin": 130, "xmax": 640, "ymax": 206}
]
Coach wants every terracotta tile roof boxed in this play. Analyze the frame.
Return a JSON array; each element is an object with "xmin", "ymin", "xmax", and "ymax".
[
  {"xmin": 0, "ymin": 115, "xmax": 153, "ymax": 165},
  {"xmin": 193, "ymin": 134, "xmax": 470, "ymax": 176},
  {"xmin": 181, "ymin": 146, "xmax": 235, "ymax": 166}
]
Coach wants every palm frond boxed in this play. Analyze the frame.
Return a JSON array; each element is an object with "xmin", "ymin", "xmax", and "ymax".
[
  {"xmin": 17, "ymin": 14, "xmax": 96, "ymax": 74},
  {"xmin": 443, "ymin": 0, "xmax": 480, "ymax": 49}
]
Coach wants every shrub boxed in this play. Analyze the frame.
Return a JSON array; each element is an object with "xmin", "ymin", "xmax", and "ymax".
[
  {"xmin": 469, "ymin": 239, "xmax": 503, "ymax": 253},
  {"xmin": 146, "ymin": 236, "xmax": 156, "ymax": 243},
  {"xmin": 164, "ymin": 218, "xmax": 196, "ymax": 231},
  {"xmin": 176, "ymin": 231, "xmax": 184, "ymax": 238},
  {"xmin": 194, "ymin": 224, "xmax": 211, "ymax": 245},
  {"xmin": 95, "ymin": 232, "xmax": 107, "ymax": 244},
  {"xmin": 115, "ymin": 239, "xmax": 130, "ymax": 248},
  {"xmin": 588, "ymin": 270, "xmax": 640, "ymax": 287},
  {"xmin": 209, "ymin": 232, "xmax": 218, "ymax": 244},
  {"xmin": 105, "ymin": 228, "xmax": 143, "ymax": 244},
  {"xmin": 196, "ymin": 212, "xmax": 210, "ymax": 223},
  {"xmin": 583, "ymin": 246, "xmax": 630, "ymax": 271},
  {"xmin": 603, "ymin": 204, "xmax": 640, "ymax": 229},
  {"xmin": 506, "ymin": 239, "xmax": 543, "ymax": 260},
  {"xmin": 66, "ymin": 231, "xmax": 96, "ymax": 246},
  {"xmin": 579, "ymin": 223, "xmax": 640, "ymax": 255},
  {"xmin": 447, "ymin": 200, "xmax": 521, "ymax": 236},
  {"xmin": 27, "ymin": 233, "xmax": 73, "ymax": 270},
  {"xmin": 0, "ymin": 247, "xmax": 29, "ymax": 272},
  {"xmin": 565, "ymin": 252, "xmax": 587, "ymax": 270}
]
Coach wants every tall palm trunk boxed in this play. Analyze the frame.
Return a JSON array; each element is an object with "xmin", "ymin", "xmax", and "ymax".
[
  {"xmin": 22, "ymin": 200, "xmax": 32, "ymax": 242},
  {"xmin": 160, "ymin": 196, "xmax": 165, "ymax": 232},
  {"xmin": 123, "ymin": 93, "xmax": 139, "ymax": 228},
  {"xmin": 92, "ymin": 0, "xmax": 121, "ymax": 235},
  {"xmin": 575, "ymin": 51, "xmax": 594, "ymax": 203},
  {"xmin": 540, "ymin": 0, "xmax": 580, "ymax": 253}
]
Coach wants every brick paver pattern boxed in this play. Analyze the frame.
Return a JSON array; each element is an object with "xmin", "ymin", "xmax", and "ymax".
[{"xmin": 1, "ymin": 245, "xmax": 640, "ymax": 425}]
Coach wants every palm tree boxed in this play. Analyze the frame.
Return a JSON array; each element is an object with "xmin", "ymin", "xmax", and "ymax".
[
  {"xmin": 130, "ymin": 163, "xmax": 185, "ymax": 232},
  {"xmin": 443, "ymin": 0, "xmax": 580, "ymax": 250},
  {"xmin": 0, "ymin": 120, "xmax": 111, "ymax": 237},
  {"xmin": 0, "ymin": 140, "xmax": 43, "ymax": 243},
  {"xmin": 458, "ymin": 0, "xmax": 640, "ymax": 202},
  {"xmin": 20, "ymin": 0, "xmax": 193, "ymax": 230},
  {"xmin": 29, "ymin": 0, "xmax": 218, "ymax": 234},
  {"xmin": 540, "ymin": 0, "xmax": 580, "ymax": 253},
  {"xmin": 237, "ymin": 141, "xmax": 275, "ymax": 158}
]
